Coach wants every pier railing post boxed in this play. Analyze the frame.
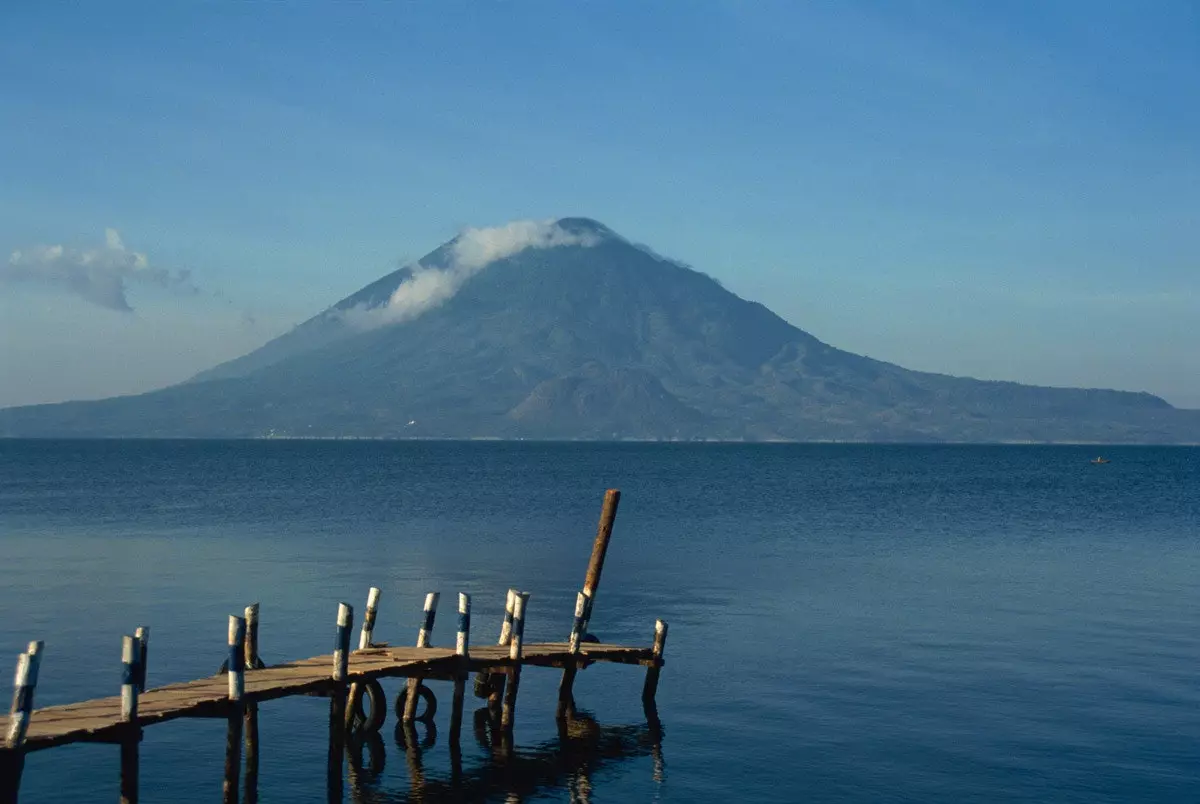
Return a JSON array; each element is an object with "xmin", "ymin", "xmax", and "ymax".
[
  {"xmin": 243, "ymin": 604, "xmax": 261, "ymax": 670},
  {"xmin": 345, "ymin": 587, "xmax": 381, "ymax": 732},
  {"xmin": 642, "ymin": 620, "xmax": 669, "ymax": 708},
  {"xmin": 2, "ymin": 641, "xmax": 43, "ymax": 804},
  {"xmin": 450, "ymin": 593, "xmax": 470, "ymax": 749},
  {"xmin": 241, "ymin": 604, "xmax": 260, "ymax": 804},
  {"xmin": 480, "ymin": 588, "xmax": 517, "ymax": 709},
  {"xmin": 402, "ymin": 593, "xmax": 439, "ymax": 721},
  {"xmin": 556, "ymin": 592, "xmax": 588, "ymax": 718},
  {"xmin": 133, "ymin": 627, "xmax": 149, "ymax": 693},
  {"xmin": 500, "ymin": 592, "xmax": 529, "ymax": 733},
  {"xmin": 223, "ymin": 615, "xmax": 247, "ymax": 804},
  {"xmin": 120, "ymin": 635, "xmax": 141, "ymax": 804},
  {"xmin": 328, "ymin": 602, "xmax": 353, "ymax": 803}
]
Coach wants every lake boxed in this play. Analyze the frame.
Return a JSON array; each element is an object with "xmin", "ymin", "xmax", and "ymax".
[{"xmin": 1, "ymin": 440, "xmax": 1198, "ymax": 802}]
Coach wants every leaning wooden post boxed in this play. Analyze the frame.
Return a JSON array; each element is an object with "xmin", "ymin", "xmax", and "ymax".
[
  {"xmin": 577, "ymin": 489, "xmax": 621, "ymax": 640},
  {"xmin": 345, "ymin": 587, "xmax": 381, "ymax": 731},
  {"xmin": 642, "ymin": 620, "xmax": 669, "ymax": 706},
  {"xmin": 328, "ymin": 602, "xmax": 353, "ymax": 803},
  {"xmin": 223, "ymin": 615, "xmax": 246, "ymax": 804},
  {"xmin": 402, "ymin": 593, "xmax": 439, "ymax": 721},
  {"xmin": 2, "ymin": 641, "xmax": 44, "ymax": 804},
  {"xmin": 500, "ymin": 592, "xmax": 529, "ymax": 732},
  {"xmin": 449, "ymin": 593, "xmax": 470, "ymax": 748},
  {"xmin": 120, "ymin": 635, "xmax": 141, "ymax": 804},
  {"xmin": 557, "ymin": 488, "xmax": 620, "ymax": 717}
]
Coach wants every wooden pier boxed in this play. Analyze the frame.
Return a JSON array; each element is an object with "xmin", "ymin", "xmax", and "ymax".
[{"xmin": 1, "ymin": 489, "xmax": 669, "ymax": 803}]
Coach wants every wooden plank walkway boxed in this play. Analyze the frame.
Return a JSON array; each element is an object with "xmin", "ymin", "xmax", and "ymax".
[{"xmin": 22, "ymin": 642, "xmax": 654, "ymax": 752}]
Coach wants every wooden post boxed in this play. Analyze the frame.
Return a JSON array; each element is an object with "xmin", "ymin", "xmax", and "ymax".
[
  {"xmin": 359, "ymin": 587, "xmax": 381, "ymax": 650},
  {"xmin": 2, "ymin": 641, "xmax": 43, "ymax": 804},
  {"xmin": 449, "ymin": 593, "xmax": 470, "ymax": 749},
  {"xmin": 134, "ymin": 627, "xmax": 149, "ymax": 692},
  {"xmin": 328, "ymin": 602, "xmax": 353, "ymax": 804},
  {"xmin": 483, "ymin": 588, "xmax": 517, "ymax": 709},
  {"xmin": 119, "ymin": 637, "xmax": 140, "ymax": 804},
  {"xmin": 402, "ymin": 593, "xmax": 438, "ymax": 721},
  {"xmin": 121, "ymin": 635, "xmax": 139, "ymax": 722},
  {"xmin": 642, "ymin": 620, "xmax": 669, "ymax": 705},
  {"xmin": 241, "ymin": 604, "xmax": 259, "ymax": 804},
  {"xmin": 346, "ymin": 587, "xmax": 381, "ymax": 731},
  {"xmin": 243, "ymin": 604, "xmax": 260, "ymax": 669},
  {"xmin": 556, "ymin": 592, "xmax": 588, "ymax": 718},
  {"xmin": 500, "ymin": 592, "xmax": 529, "ymax": 732},
  {"xmin": 579, "ymin": 489, "xmax": 620, "ymax": 637},
  {"xmin": 227, "ymin": 616, "xmax": 246, "ymax": 703},
  {"xmin": 6, "ymin": 641, "xmax": 42, "ymax": 748},
  {"xmin": 224, "ymin": 615, "xmax": 246, "ymax": 804},
  {"xmin": 243, "ymin": 701, "xmax": 259, "ymax": 804}
]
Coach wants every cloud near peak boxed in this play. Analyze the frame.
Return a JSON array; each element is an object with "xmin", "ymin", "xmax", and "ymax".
[
  {"xmin": 341, "ymin": 218, "xmax": 604, "ymax": 330},
  {"xmin": 2, "ymin": 228, "xmax": 194, "ymax": 312}
]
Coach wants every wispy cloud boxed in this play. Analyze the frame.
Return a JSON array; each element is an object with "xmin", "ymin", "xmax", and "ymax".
[
  {"xmin": 2, "ymin": 229, "xmax": 195, "ymax": 312},
  {"xmin": 341, "ymin": 219, "xmax": 603, "ymax": 329}
]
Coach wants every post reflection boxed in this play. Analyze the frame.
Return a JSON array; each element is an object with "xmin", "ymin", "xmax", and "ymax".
[{"xmin": 344, "ymin": 706, "xmax": 665, "ymax": 803}]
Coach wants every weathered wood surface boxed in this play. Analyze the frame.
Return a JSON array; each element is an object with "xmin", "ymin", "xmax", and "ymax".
[{"xmin": 21, "ymin": 642, "xmax": 654, "ymax": 752}]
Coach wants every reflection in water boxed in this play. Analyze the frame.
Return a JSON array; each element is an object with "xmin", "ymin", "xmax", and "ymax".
[{"xmin": 344, "ymin": 706, "xmax": 665, "ymax": 803}]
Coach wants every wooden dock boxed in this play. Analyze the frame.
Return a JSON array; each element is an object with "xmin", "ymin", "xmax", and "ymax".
[{"xmin": 1, "ymin": 489, "xmax": 669, "ymax": 803}]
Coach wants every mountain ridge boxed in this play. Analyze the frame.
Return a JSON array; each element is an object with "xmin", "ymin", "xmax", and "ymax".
[{"xmin": 2, "ymin": 217, "xmax": 1195, "ymax": 443}]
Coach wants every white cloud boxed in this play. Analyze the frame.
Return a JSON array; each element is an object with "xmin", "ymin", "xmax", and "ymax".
[
  {"xmin": 341, "ymin": 219, "xmax": 603, "ymax": 330},
  {"xmin": 2, "ymin": 228, "xmax": 194, "ymax": 312}
]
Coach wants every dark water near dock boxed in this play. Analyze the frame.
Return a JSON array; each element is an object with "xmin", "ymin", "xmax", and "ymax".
[{"xmin": 1, "ymin": 440, "xmax": 1198, "ymax": 803}]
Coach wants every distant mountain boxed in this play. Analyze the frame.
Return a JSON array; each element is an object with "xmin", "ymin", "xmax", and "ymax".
[{"xmin": 2, "ymin": 217, "xmax": 1197, "ymax": 443}]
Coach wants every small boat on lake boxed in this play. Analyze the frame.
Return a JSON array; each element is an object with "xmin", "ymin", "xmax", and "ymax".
[{"xmin": 1091, "ymin": 457, "xmax": 1110, "ymax": 464}]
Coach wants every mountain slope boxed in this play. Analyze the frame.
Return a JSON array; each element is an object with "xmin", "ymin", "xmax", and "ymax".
[{"xmin": 1, "ymin": 217, "xmax": 1196, "ymax": 442}]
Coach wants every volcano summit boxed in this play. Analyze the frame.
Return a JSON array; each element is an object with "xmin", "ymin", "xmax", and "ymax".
[{"xmin": 2, "ymin": 218, "xmax": 1196, "ymax": 443}]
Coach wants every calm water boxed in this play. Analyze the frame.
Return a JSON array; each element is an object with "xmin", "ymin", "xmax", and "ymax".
[{"xmin": 1, "ymin": 440, "xmax": 1198, "ymax": 803}]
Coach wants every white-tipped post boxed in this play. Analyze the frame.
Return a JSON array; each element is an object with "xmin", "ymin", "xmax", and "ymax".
[
  {"xmin": 121, "ymin": 636, "xmax": 139, "ymax": 722},
  {"xmin": 456, "ymin": 593, "xmax": 471, "ymax": 657},
  {"xmin": 498, "ymin": 588, "xmax": 517, "ymax": 646},
  {"xmin": 359, "ymin": 587, "xmax": 381, "ymax": 650},
  {"xmin": 227, "ymin": 615, "xmax": 246, "ymax": 702},
  {"xmin": 508, "ymin": 593, "xmax": 529, "ymax": 662},
  {"xmin": 6, "ymin": 641, "xmax": 43, "ymax": 749},
  {"xmin": 567, "ymin": 592, "xmax": 588, "ymax": 654},
  {"xmin": 134, "ymin": 626, "xmax": 149, "ymax": 693},
  {"xmin": 333, "ymin": 603, "xmax": 353, "ymax": 682},
  {"xmin": 501, "ymin": 592, "xmax": 530, "ymax": 730},
  {"xmin": 642, "ymin": 619, "xmax": 669, "ymax": 705},
  {"xmin": 417, "ymin": 592, "xmax": 440, "ymax": 649}
]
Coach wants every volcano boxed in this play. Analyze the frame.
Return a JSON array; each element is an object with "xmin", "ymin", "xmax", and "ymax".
[{"xmin": 2, "ymin": 217, "xmax": 1196, "ymax": 442}]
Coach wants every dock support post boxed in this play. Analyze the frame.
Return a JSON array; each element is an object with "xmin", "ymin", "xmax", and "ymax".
[
  {"xmin": 642, "ymin": 620, "xmax": 669, "ymax": 708},
  {"xmin": 402, "ymin": 593, "xmax": 438, "ymax": 722},
  {"xmin": 2, "ymin": 641, "xmax": 44, "ymax": 804},
  {"xmin": 134, "ymin": 627, "xmax": 149, "ymax": 692},
  {"xmin": 223, "ymin": 615, "xmax": 246, "ymax": 804},
  {"xmin": 242, "ymin": 604, "xmax": 260, "ymax": 804},
  {"xmin": 345, "ymin": 587, "xmax": 380, "ymax": 732},
  {"xmin": 328, "ymin": 602, "xmax": 353, "ymax": 804},
  {"xmin": 556, "ymin": 592, "xmax": 588, "ymax": 719},
  {"xmin": 482, "ymin": 588, "xmax": 517, "ymax": 710},
  {"xmin": 449, "ymin": 593, "xmax": 470, "ymax": 749},
  {"xmin": 500, "ymin": 592, "xmax": 529, "ymax": 733},
  {"xmin": 119, "ymin": 635, "xmax": 141, "ymax": 804}
]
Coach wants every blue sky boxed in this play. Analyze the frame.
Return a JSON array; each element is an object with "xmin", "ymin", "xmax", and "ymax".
[{"xmin": 1, "ymin": 1, "xmax": 1197, "ymax": 408}]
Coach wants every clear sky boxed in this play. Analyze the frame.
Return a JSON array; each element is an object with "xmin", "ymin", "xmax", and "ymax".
[{"xmin": 1, "ymin": 1, "xmax": 1197, "ymax": 409}]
